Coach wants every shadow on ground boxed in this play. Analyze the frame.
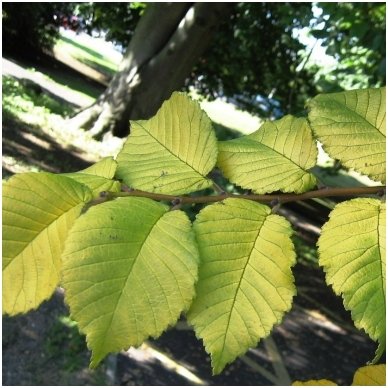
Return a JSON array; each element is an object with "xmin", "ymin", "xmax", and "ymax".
[
  {"xmin": 2, "ymin": 263, "xmax": 380, "ymax": 386},
  {"xmin": 2, "ymin": 110, "xmax": 91, "ymax": 179}
]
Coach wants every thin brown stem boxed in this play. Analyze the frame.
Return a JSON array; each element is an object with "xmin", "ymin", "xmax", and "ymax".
[{"xmin": 97, "ymin": 186, "xmax": 385, "ymax": 205}]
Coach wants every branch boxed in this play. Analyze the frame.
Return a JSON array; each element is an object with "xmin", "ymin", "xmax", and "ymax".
[{"xmin": 91, "ymin": 186, "xmax": 385, "ymax": 207}]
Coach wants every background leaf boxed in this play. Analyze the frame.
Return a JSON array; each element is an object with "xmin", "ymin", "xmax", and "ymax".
[
  {"xmin": 352, "ymin": 364, "xmax": 386, "ymax": 386},
  {"xmin": 62, "ymin": 197, "xmax": 199, "ymax": 367},
  {"xmin": 217, "ymin": 115, "xmax": 317, "ymax": 194},
  {"xmin": 308, "ymin": 87, "xmax": 386, "ymax": 183},
  {"xmin": 63, "ymin": 157, "xmax": 121, "ymax": 195},
  {"xmin": 116, "ymin": 92, "xmax": 218, "ymax": 195},
  {"xmin": 78, "ymin": 156, "xmax": 117, "ymax": 179},
  {"xmin": 292, "ymin": 380, "xmax": 337, "ymax": 386},
  {"xmin": 188, "ymin": 198, "xmax": 296, "ymax": 374},
  {"xmin": 2, "ymin": 172, "xmax": 92, "ymax": 315},
  {"xmin": 318, "ymin": 198, "xmax": 386, "ymax": 362}
]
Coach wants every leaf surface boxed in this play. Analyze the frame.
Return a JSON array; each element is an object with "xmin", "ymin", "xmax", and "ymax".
[
  {"xmin": 188, "ymin": 198, "xmax": 296, "ymax": 374},
  {"xmin": 292, "ymin": 380, "xmax": 337, "ymax": 386},
  {"xmin": 2, "ymin": 173, "xmax": 92, "ymax": 315},
  {"xmin": 79, "ymin": 156, "xmax": 117, "ymax": 179},
  {"xmin": 352, "ymin": 364, "xmax": 386, "ymax": 386},
  {"xmin": 318, "ymin": 198, "xmax": 386, "ymax": 361},
  {"xmin": 217, "ymin": 115, "xmax": 317, "ymax": 193},
  {"xmin": 116, "ymin": 92, "xmax": 218, "ymax": 194},
  {"xmin": 63, "ymin": 157, "xmax": 120, "ymax": 195},
  {"xmin": 62, "ymin": 197, "xmax": 199, "ymax": 367},
  {"xmin": 308, "ymin": 87, "xmax": 386, "ymax": 183}
]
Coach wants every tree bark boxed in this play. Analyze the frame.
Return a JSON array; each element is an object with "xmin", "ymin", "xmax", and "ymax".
[{"xmin": 68, "ymin": 2, "xmax": 232, "ymax": 138}]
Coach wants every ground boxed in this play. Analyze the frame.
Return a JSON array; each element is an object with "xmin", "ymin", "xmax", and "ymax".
[{"xmin": 2, "ymin": 33, "xmax": 384, "ymax": 386}]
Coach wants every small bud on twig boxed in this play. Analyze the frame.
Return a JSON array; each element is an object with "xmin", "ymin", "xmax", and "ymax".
[
  {"xmin": 122, "ymin": 185, "xmax": 134, "ymax": 192},
  {"xmin": 170, "ymin": 198, "xmax": 182, "ymax": 211}
]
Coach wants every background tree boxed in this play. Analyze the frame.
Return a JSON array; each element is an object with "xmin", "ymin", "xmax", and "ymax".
[
  {"xmin": 68, "ymin": 2, "xmax": 318, "ymax": 137},
  {"xmin": 2, "ymin": 2, "xmax": 72, "ymax": 55},
  {"xmin": 3, "ymin": 2, "xmax": 385, "ymax": 138},
  {"xmin": 309, "ymin": 2, "xmax": 386, "ymax": 92},
  {"xmin": 68, "ymin": 2, "xmax": 234, "ymax": 137}
]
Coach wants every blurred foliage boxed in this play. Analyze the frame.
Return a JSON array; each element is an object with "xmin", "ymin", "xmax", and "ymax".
[
  {"xmin": 293, "ymin": 235, "xmax": 318, "ymax": 265},
  {"xmin": 190, "ymin": 2, "xmax": 316, "ymax": 118},
  {"xmin": 72, "ymin": 2, "xmax": 144, "ymax": 48},
  {"xmin": 2, "ymin": 3, "xmax": 73, "ymax": 54},
  {"xmin": 2, "ymin": 2, "xmax": 385, "ymax": 118},
  {"xmin": 70, "ymin": 2, "xmax": 316, "ymax": 118},
  {"xmin": 311, "ymin": 2, "xmax": 386, "ymax": 92},
  {"xmin": 44, "ymin": 316, "xmax": 87, "ymax": 372}
]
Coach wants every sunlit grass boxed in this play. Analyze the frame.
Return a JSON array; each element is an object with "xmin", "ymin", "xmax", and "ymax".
[
  {"xmin": 28, "ymin": 66, "xmax": 99, "ymax": 106},
  {"xmin": 55, "ymin": 33, "xmax": 121, "ymax": 77},
  {"xmin": 2, "ymin": 76, "xmax": 72, "ymax": 125},
  {"xmin": 2, "ymin": 75, "xmax": 124, "ymax": 176},
  {"xmin": 200, "ymin": 98, "xmax": 262, "ymax": 135}
]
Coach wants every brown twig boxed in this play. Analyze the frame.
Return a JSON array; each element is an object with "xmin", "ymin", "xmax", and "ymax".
[{"xmin": 87, "ymin": 186, "xmax": 385, "ymax": 208}]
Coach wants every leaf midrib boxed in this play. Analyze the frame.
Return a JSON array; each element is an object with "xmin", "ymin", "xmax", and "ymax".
[
  {"xmin": 217, "ymin": 215, "xmax": 266, "ymax": 368},
  {"xmin": 313, "ymin": 92, "xmax": 386, "ymax": 138},
  {"xmin": 98, "ymin": 209, "xmax": 166, "ymax": 355},
  {"xmin": 136, "ymin": 121, "xmax": 207, "ymax": 178},
  {"xmin": 377, "ymin": 204, "xmax": 386, "ymax": 316},
  {"xmin": 221, "ymin": 137, "xmax": 313, "ymax": 173},
  {"xmin": 3, "ymin": 202, "xmax": 83, "ymax": 271}
]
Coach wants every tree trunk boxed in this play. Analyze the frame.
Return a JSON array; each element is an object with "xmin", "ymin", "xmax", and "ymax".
[{"xmin": 68, "ymin": 2, "xmax": 232, "ymax": 138}]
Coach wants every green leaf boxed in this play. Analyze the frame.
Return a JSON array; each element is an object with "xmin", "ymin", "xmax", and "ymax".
[
  {"xmin": 78, "ymin": 156, "xmax": 117, "ymax": 179},
  {"xmin": 62, "ymin": 197, "xmax": 199, "ymax": 367},
  {"xmin": 318, "ymin": 198, "xmax": 385, "ymax": 362},
  {"xmin": 116, "ymin": 92, "xmax": 218, "ymax": 195},
  {"xmin": 352, "ymin": 364, "xmax": 386, "ymax": 386},
  {"xmin": 63, "ymin": 157, "xmax": 121, "ymax": 195},
  {"xmin": 188, "ymin": 198, "xmax": 296, "ymax": 374},
  {"xmin": 2, "ymin": 172, "xmax": 92, "ymax": 315},
  {"xmin": 308, "ymin": 87, "xmax": 386, "ymax": 183},
  {"xmin": 217, "ymin": 115, "xmax": 317, "ymax": 194},
  {"xmin": 292, "ymin": 380, "xmax": 337, "ymax": 386}
]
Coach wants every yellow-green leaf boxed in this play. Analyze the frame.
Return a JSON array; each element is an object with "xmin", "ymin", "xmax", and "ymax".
[
  {"xmin": 63, "ymin": 157, "xmax": 121, "ymax": 195},
  {"xmin": 217, "ymin": 115, "xmax": 317, "ymax": 194},
  {"xmin": 352, "ymin": 364, "xmax": 386, "ymax": 386},
  {"xmin": 292, "ymin": 364, "xmax": 386, "ymax": 386},
  {"xmin": 318, "ymin": 198, "xmax": 386, "ymax": 362},
  {"xmin": 62, "ymin": 197, "xmax": 199, "ymax": 367},
  {"xmin": 308, "ymin": 87, "xmax": 386, "ymax": 183},
  {"xmin": 188, "ymin": 198, "xmax": 296, "ymax": 374},
  {"xmin": 292, "ymin": 380, "xmax": 337, "ymax": 386},
  {"xmin": 2, "ymin": 172, "xmax": 92, "ymax": 315},
  {"xmin": 116, "ymin": 92, "xmax": 218, "ymax": 195},
  {"xmin": 79, "ymin": 156, "xmax": 117, "ymax": 179}
]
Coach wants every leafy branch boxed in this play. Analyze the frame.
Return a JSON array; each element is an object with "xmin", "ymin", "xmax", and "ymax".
[{"xmin": 3, "ymin": 88, "xmax": 386, "ymax": 376}]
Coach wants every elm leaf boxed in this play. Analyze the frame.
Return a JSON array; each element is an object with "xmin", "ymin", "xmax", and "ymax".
[
  {"xmin": 63, "ymin": 157, "xmax": 120, "ymax": 195},
  {"xmin": 318, "ymin": 198, "xmax": 385, "ymax": 362},
  {"xmin": 2, "ymin": 172, "xmax": 92, "ymax": 315},
  {"xmin": 188, "ymin": 198, "xmax": 296, "ymax": 374},
  {"xmin": 116, "ymin": 92, "xmax": 218, "ymax": 195},
  {"xmin": 308, "ymin": 87, "xmax": 386, "ymax": 183},
  {"xmin": 217, "ymin": 115, "xmax": 317, "ymax": 194},
  {"xmin": 62, "ymin": 197, "xmax": 199, "ymax": 367}
]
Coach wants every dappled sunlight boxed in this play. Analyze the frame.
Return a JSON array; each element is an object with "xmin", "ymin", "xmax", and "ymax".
[
  {"xmin": 198, "ymin": 96, "xmax": 262, "ymax": 135},
  {"xmin": 2, "ymin": 73, "xmax": 125, "ymax": 177},
  {"xmin": 124, "ymin": 343, "xmax": 208, "ymax": 385},
  {"xmin": 3, "ymin": 57, "xmax": 94, "ymax": 108},
  {"xmin": 2, "ymin": 5, "xmax": 384, "ymax": 385}
]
